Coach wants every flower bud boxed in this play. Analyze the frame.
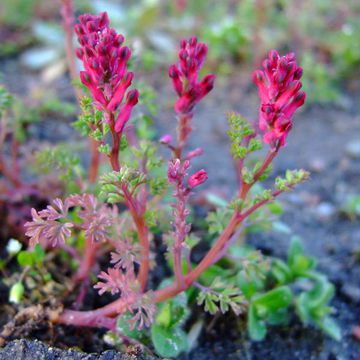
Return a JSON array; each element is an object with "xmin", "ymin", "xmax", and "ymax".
[
  {"xmin": 188, "ymin": 170, "xmax": 208, "ymax": 188},
  {"xmin": 159, "ymin": 134, "xmax": 173, "ymax": 144}
]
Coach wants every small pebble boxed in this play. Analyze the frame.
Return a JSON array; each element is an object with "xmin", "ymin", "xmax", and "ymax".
[
  {"xmin": 341, "ymin": 283, "xmax": 360, "ymax": 303},
  {"xmin": 345, "ymin": 140, "xmax": 360, "ymax": 159},
  {"xmin": 315, "ymin": 202, "xmax": 336, "ymax": 221},
  {"xmin": 309, "ymin": 158, "xmax": 326, "ymax": 173}
]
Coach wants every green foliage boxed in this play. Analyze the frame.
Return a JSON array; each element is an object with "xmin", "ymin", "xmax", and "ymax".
[
  {"xmin": 196, "ymin": 233, "xmax": 340, "ymax": 342},
  {"xmin": 227, "ymin": 112, "xmax": 258, "ymax": 160},
  {"xmin": 151, "ymin": 286, "xmax": 190, "ymax": 358},
  {"xmin": 296, "ymin": 273, "xmax": 340, "ymax": 341},
  {"xmin": 132, "ymin": 141, "xmax": 163, "ymax": 171},
  {"xmin": 275, "ymin": 169, "xmax": 310, "ymax": 191},
  {"xmin": 17, "ymin": 244, "xmax": 45, "ymax": 268},
  {"xmin": 33, "ymin": 144, "xmax": 82, "ymax": 185},
  {"xmin": 240, "ymin": 237, "xmax": 340, "ymax": 341},
  {"xmin": 206, "ymin": 207, "xmax": 233, "ymax": 236},
  {"xmin": 151, "ymin": 324, "xmax": 188, "ymax": 358},
  {"xmin": 341, "ymin": 195, "xmax": 360, "ymax": 220},
  {"xmin": 197, "ymin": 278, "xmax": 246, "ymax": 315},
  {"xmin": 0, "ymin": 0, "xmax": 39, "ymax": 27},
  {"xmin": 100, "ymin": 167, "xmax": 147, "ymax": 203},
  {"xmin": 38, "ymin": 96, "xmax": 76, "ymax": 117},
  {"xmin": 0, "ymin": 85, "xmax": 13, "ymax": 117},
  {"xmin": 144, "ymin": 210, "xmax": 157, "ymax": 228},
  {"xmin": 203, "ymin": 17, "xmax": 250, "ymax": 66},
  {"xmin": 2, "ymin": 94, "xmax": 40, "ymax": 143},
  {"xmin": 287, "ymin": 236, "xmax": 317, "ymax": 277},
  {"xmin": 149, "ymin": 177, "xmax": 168, "ymax": 196},
  {"xmin": 73, "ymin": 96, "xmax": 105, "ymax": 138},
  {"xmin": 301, "ymin": 53, "xmax": 339, "ymax": 104},
  {"xmin": 331, "ymin": 18, "xmax": 360, "ymax": 78},
  {"xmin": 248, "ymin": 286, "xmax": 293, "ymax": 341},
  {"xmin": 116, "ymin": 312, "xmax": 146, "ymax": 341}
]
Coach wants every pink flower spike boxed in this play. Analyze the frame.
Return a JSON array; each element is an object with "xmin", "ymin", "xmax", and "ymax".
[
  {"xmin": 75, "ymin": 12, "xmax": 138, "ymax": 114},
  {"xmin": 169, "ymin": 37, "xmax": 215, "ymax": 115},
  {"xmin": 188, "ymin": 170, "xmax": 208, "ymax": 188},
  {"xmin": 254, "ymin": 50, "xmax": 306, "ymax": 148}
]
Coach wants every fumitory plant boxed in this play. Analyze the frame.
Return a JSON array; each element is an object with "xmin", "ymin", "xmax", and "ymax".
[{"xmin": 17, "ymin": 10, "xmax": 339, "ymax": 357}]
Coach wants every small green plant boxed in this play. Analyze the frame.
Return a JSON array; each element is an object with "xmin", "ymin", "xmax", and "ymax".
[
  {"xmin": 341, "ymin": 195, "xmax": 360, "ymax": 220},
  {"xmin": 241, "ymin": 237, "xmax": 340, "ymax": 341},
  {"xmin": 0, "ymin": 5, "xmax": 342, "ymax": 359}
]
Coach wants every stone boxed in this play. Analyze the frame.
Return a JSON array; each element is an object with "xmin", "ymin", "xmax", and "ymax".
[{"xmin": 345, "ymin": 140, "xmax": 360, "ymax": 159}]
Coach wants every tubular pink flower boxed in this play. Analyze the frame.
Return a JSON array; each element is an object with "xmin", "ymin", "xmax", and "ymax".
[
  {"xmin": 187, "ymin": 169, "xmax": 208, "ymax": 188},
  {"xmin": 75, "ymin": 12, "xmax": 138, "ymax": 119},
  {"xmin": 185, "ymin": 147, "xmax": 204, "ymax": 160},
  {"xmin": 114, "ymin": 89, "xmax": 139, "ymax": 133},
  {"xmin": 254, "ymin": 50, "xmax": 306, "ymax": 148}
]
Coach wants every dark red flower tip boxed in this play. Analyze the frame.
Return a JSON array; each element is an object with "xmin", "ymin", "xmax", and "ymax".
[{"xmin": 126, "ymin": 89, "xmax": 139, "ymax": 106}]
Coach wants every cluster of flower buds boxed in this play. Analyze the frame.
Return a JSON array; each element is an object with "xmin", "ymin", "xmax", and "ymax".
[
  {"xmin": 169, "ymin": 37, "xmax": 215, "ymax": 114},
  {"xmin": 75, "ymin": 12, "xmax": 138, "ymax": 133},
  {"xmin": 167, "ymin": 159, "xmax": 207, "ymax": 189},
  {"xmin": 254, "ymin": 50, "xmax": 306, "ymax": 147}
]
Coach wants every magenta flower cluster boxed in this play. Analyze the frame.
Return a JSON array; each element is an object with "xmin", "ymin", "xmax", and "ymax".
[
  {"xmin": 169, "ymin": 36, "xmax": 215, "ymax": 114},
  {"xmin": 253, "ymin": 50, "xmax": 306, "ymax": 147},
  {"xmin": 75, "ymin": 12, "xmax": 138, "ymax": 133},
  {"xmin": 20, "ymin": 9, "xmax": 311, "ymax": 340}
]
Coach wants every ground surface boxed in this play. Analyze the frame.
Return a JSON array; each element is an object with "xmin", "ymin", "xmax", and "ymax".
[{"xmin": 0, "ymin": 56, "xmax": 359, "ymax": 359}]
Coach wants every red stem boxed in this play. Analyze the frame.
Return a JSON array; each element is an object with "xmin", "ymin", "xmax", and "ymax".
[
  {"xmin": 74, "ymin": 236, "xmax": 98, "ymax": 282},
  {"xmin": 173, "ymin": 185, "xmax": 190, "ymax": 288},
  {"xmin": 239, "ymin": 147, "xmax": 278, "ymax": 198},
  {"xmin": 55, "ymin": 184, "xmax": 284, "ymax": 328},
  {"xmin": 88, "ymin": 139, "xmax": 101, "ymax": 183},
  {"xmin": 124, "ymin": 188, "xmax": 149, "ymax": 292},
  {"xmin": 55, "ymin": 207, "xmax": 243, "ymax": 327},
  {"xmin": 55, "ymin": 135, "xmax": 281, "ymax": 329},
  {"xmin": 108, "ymin": 114, "xmax": 121, "ymax": 172},
  {"xmin": 174, "ymin": 112, "xmax": 192, "ymax": 159}
]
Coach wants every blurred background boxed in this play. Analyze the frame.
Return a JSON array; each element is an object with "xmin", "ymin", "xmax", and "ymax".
[
  {"xmin": 0, "ymin": 0, "xmax": 359, "ymax": 103},
  {"xmin": 1, "ymin": 0, "xmax": 360, "ymax": 224},
  {"xmin": 0, "ymin": 1, "xmax": 360, "ymax": 357}
]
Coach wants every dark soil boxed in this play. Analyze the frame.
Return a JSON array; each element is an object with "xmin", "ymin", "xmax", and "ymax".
[
  {"xmin": 1, "ymin": 52, "xmax": 360, "ymax": 360},
  {"xmin": 0, "ymin": 339, "xmax": 154, "ymax": 360}
]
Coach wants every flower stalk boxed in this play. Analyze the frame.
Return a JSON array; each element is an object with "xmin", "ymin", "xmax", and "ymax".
[{"xmin": 24, "ymin": 12, "xmax": 310, "ymax": 342}]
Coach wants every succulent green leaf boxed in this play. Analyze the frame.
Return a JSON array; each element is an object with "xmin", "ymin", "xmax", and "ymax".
[
  {"xmin": 248, "ymin": 303, "xmax": 267, "ymax": 341},
  {"xmin": 252, "ymin": 286, "xmax": 293, "ymax": 313},
  {"xmin": 315, "ymin": 316, "xmax": 341, "ymax": 341},
  {"xmin": 151, "ymin": 324, "xmax": 188, "ymax": 358}
]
